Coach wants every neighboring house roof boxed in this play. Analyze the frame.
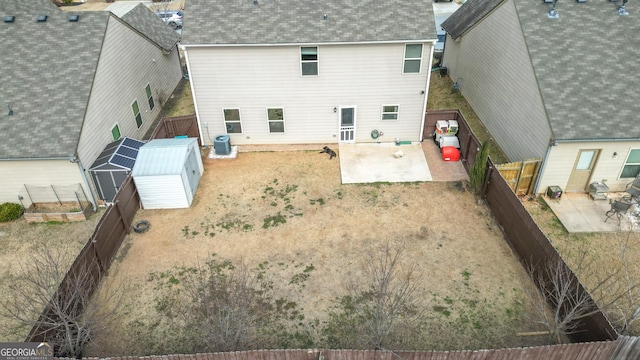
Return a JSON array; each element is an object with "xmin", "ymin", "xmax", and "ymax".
[
  {"xmin": 0, "ymin": 0, "xmax": 109, "ymax": 159},
  {"xmin": 0, "ymin": 0, "xmax": 179, "ymax": 160},
  {"xmin": 118, "ymin": 3, "xmax": 179, "ymax": 52},
  {"xmin": 182, "ymin": 0, "xmax": 436, "ymax": 45},
  {"xmin": 442, "ymin": 0, "xmax": 640, "ymax": 141}
]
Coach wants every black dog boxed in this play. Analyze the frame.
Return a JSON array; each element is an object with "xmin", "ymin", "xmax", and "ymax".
[{"xmin": 319, "ymin": 146, "xmax": 336, "ymax": 160}]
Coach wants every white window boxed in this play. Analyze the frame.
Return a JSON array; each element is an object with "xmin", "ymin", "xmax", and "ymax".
[
  {"xmin": 381, "ymin": 105, "xmax": 399, "ymax": 120},
  {"xmin": 621, "ymin": 149, "xmax": 640, "ymax": 178},
  {"xmin": 403, "ymin": 44, "xmax": 423, "ymax": 74},
  {"xmin": 223, "ymin": 109, "xmax": 242, "ymax": 133},
  {"xmin": 267, "ymin": 108, "xmax": 285, "ymax": 133},
  {"xmin": 301, "ymin": 46, "xmax": 318, "ymax": 76}
]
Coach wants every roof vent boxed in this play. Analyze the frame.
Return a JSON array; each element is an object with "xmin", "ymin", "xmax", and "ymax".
[
  {"xmin": 68, "ymin": 14, "xmax": 79, "ymax": 22},
  {"xmin": 37, "ymin": 15, "xmax": 47, "ymax": 22},
  {"xmin": 617, "ymin": 0, "xmax": 629, "ymax": 15},
  {"xmin": 7, "ymin": 105, "xmax": 13, "ymax": 116},
  {"xmin": 4, "ymin": 15, "xmax": 15, "ymax": 23},
  {"xmin": 547, "ymin": 0, "xmax": 559, "ymax": 18}
]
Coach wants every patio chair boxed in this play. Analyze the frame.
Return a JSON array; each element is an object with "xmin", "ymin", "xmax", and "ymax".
[
  {"xmin": 605, "ymin": 199, "xmax": 633, "ymax": 225},
  {"xmin": 622, "ymin": 175, "xmax": 640, "ymax": 204}
]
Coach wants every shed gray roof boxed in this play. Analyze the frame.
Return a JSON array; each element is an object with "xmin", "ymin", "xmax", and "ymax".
[
  {"xmin": 442, "ymin": 0, "xmax": 640, "ymax": 141},
  {"xmin": 182, "ymin": 0, "xmax": 436, "ymax": 45},
  {"xmin": 0, "ymin": 0, "xmax": 180, "ymax": 160}
]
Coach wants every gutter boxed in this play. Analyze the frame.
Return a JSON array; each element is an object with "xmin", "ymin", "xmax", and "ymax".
[
  {"xmin": 532, "ymin": 142, "xmax": 553, "ymax": 194},
  {"xmin": 554, "ymin": 137, "xmax": 640, "ymax": 143},
  {"xmin": 181, "ymin": 39, "xmax": 437, "ymax": 49}
]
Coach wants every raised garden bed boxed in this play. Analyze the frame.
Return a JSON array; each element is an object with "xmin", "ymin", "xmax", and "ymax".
[{"xmin": 23, "ymin": 202, "xmax": 93, "ymax": 223}]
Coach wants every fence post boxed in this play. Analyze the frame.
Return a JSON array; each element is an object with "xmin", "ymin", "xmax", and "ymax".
[
  {"xmin": 115, "ymin": 200, "xmax": 131, "ymax": 235},
  {"xmin": 482, "ymin": 160, "xmax": 493, "ymax": 198},
  {"xmin": 51, "ymin": 185, "xmax": 62, "ymax": 205}
]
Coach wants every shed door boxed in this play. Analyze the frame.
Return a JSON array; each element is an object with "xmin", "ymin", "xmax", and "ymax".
[{"xmin": 566, "ymin": 149, "xmax": 599, "ymax": 192}]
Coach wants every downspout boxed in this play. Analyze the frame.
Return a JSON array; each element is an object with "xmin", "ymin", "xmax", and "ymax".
[
  {"xmin": 181, "ymin": 46, "xmax": 206, "ymax": 146},
  {"xmin": 419, "ymin": 41, "xmax": 436, "ymax": 142},
  {"xmin": 71, "ymin": 156, "xmax": 97, "ymax": 212},
  {"xmin": 532, "ymin": 140, "xmax": 554, "ymax": 194}
]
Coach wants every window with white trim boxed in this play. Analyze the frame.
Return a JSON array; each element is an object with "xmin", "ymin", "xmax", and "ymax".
[
  {"xmin": 267, "ymin": 108, "xmax": 285, "ymax": 133},
  {"xmin": 403, "ymin": 44, "xmax": 422, "ymax": 73},
  {"xmin": 381, "ymin": 105, "xmax": 399, "ymax": 120},
  {"xmin": 621, "ymin": 149, "xmax": 640, "ymax": 178},
  {"xmin": 223, "ymin": 108, "xmax": 242, "ymax": 133},
  {"xmin": 301, "ymin": 46, "xmax": 318, "ymax": 76},
  {"xmin": 146, "ymin": 84, "xmax": 155, "ymax": 110},
  {"xmin": 111, "ymin": 124, "xmax": 121, "ymax": 141},
  {"xmin": 132, "ymin": 100, "xmax": 142, "ymax": 128}
]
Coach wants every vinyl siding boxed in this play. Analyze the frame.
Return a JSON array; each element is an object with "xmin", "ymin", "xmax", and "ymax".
[
  {"xmin": 134, "ymin": 174, "xmax": 189, "ymax": 209},
  {"xmin": 538, "ymin": 141, "xmax": 640, "ymax": 194},
  {"xmin": 0, "ymin": 160, "xmax": 82, "ymax": 204},
  {"xmin": 77, "ymin": 16, "xmax": 182, "ymax": 199},
  {"xmin": 186, "ymin": 43, "xmax": 430, "ymax": 145},
  {"xmin": 442, "ymin": 0, "xmax": 551, "ymax": 162}
]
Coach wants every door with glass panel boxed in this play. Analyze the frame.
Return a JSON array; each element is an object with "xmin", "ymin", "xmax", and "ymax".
[
  {"xmin": 566, "ymin": 149, "xmax": 600, "ymax": 191},
  {"xmin": 339, "ymin": 106, "xmax": 356, "ymax": 143}
]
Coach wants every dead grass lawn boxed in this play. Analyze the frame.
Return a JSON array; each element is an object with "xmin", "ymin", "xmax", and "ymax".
[
  {"xmin": 0, "ymin": 209, "xmax": 104, "ymax": 341},
  {"xmin": 82, "ymin": 150, "xmax": 548, "ymax": 356}
]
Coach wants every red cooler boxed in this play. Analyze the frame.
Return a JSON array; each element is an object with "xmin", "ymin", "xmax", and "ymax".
[{"xmin": 442, "ymin": 146, "xmax": 460, "ymax": 162}]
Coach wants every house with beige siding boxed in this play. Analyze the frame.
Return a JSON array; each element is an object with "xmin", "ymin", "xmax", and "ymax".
[
  {"xmin": 441, "ymin": 0, "xmax": 640, "ymax": 195},
  {"xmin": 0, "ymin": 0, "xmax": 183, "ymax": 208},
  {"xmin": 181, "ymin": 0, "xmax": 436, "ymax": 147}
]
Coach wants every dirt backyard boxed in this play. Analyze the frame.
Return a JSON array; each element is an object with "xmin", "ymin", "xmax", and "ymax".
[{"xmin": 76, "ymin": 148, "xmax": 549, "ymax": 356}]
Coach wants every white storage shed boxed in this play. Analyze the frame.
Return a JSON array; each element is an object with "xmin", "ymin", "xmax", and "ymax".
[{"xmin": 132, "ymin": 138, "xmax": 204, "ymax": 209}]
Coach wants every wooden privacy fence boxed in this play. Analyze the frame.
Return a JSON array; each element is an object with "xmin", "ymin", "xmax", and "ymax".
[
  {"xmin": 25, "ymin": 176, "xmax": 140, "ymax": 346},
  {"xmin": 150, "ymin": 114, "xmax": 201, "ymax": 145},
  {"xmin": 69, "ymin": 344, "xmax": 626, "ymax": 360},
  {"xmin": 496, "ymin": 160, "xmax": 541, "ymax": 196},
  {"xmin": 425, "ymin": 109, "xmax": 617, "ymax": 342}
]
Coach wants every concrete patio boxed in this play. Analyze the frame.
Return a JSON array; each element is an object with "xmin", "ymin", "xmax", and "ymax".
[
  {"xmin": 337, "ymin": 141, "xmax": 468, "ymax": 184},
  {"xmin": 544, "ymin": 192, "xmax": 640, "ymax": 233}
]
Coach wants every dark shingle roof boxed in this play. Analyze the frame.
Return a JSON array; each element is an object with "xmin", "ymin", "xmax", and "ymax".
[
  {"xmin": 441, "ymin": 0, "xmax": 504, "ymax": 40},
  {"xmin": 182, "ymin": 0, "xmax": 436, "ymax": 45},
  {"xmin": 0, "ymin": 0, "xmax": 108, "ymax": 159},
  {"xmin": 119, "ymin": 3, "xmax": 179, "ymax": 52},
  {"xmin": 0, "ymin": 1, "xmax": 180, "ymax": 160},
  {"xmin": 442, "ymin": 0, "xmax": 640, "ymax": 141}
]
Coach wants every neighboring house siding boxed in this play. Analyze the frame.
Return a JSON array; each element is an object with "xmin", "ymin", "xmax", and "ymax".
[
  {"xmin": 443, "ymin": 0, "xmax": 551, "ymax": 162},
  {"xmin": 538, "ymin": 141, "xmax": 640, "ymax": 193},
  {"xmin": 77, "ymin": 17, "xmax": 182, "ymax": 197},
  {"xmin": 187, "ymin": 43, "xmax": 429, "ymax": 145},
  {"xmin": 0, "ymin": 161, "xmax": 81, "ymax": 204}
]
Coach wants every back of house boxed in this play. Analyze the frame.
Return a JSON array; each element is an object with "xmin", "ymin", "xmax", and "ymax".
[{"xmin": 181, "ymin": 0, "xmax": 437, "ymax": 146}]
